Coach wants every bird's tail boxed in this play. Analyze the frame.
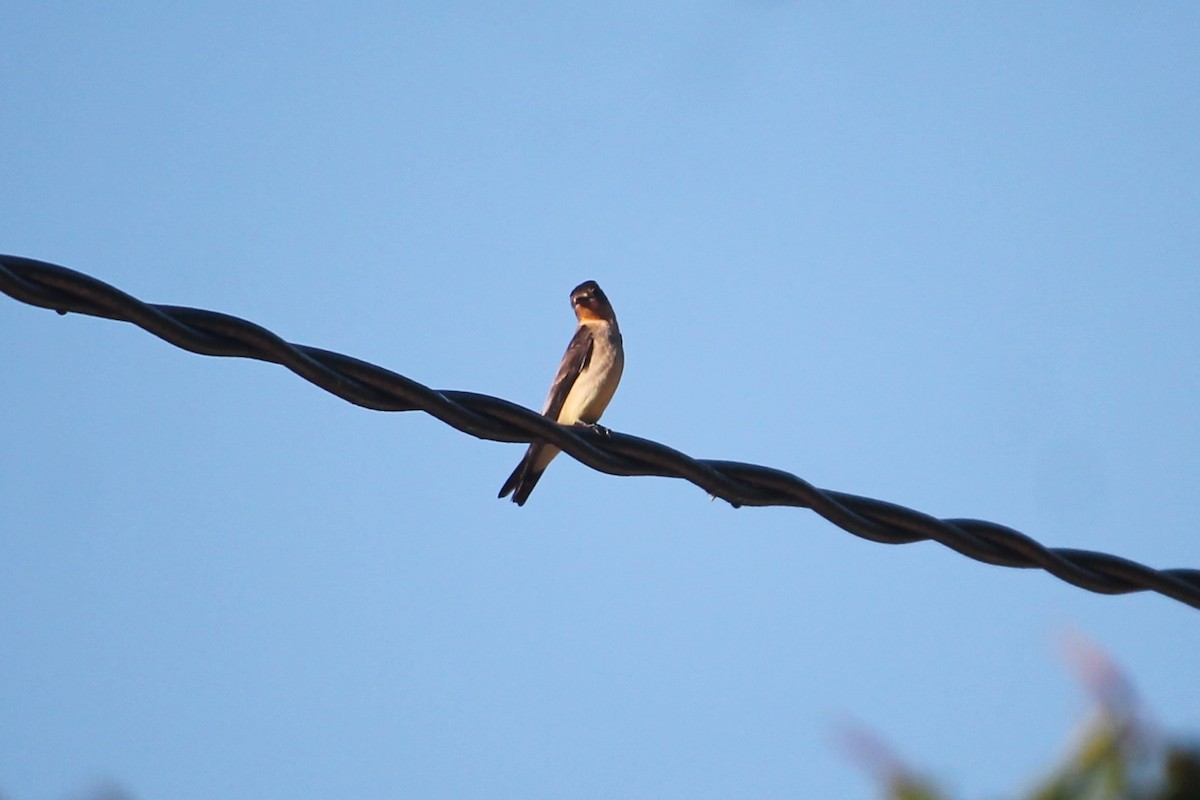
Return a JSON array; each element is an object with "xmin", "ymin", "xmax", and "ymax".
[{"xmin": 498, "ymin": 445, "xmax": 554, "ymax": 506}]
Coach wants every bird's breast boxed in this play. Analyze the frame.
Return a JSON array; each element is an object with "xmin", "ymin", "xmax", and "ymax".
[{"xmin": 557, "ymin": 324, "xmax": 623, "ymax": 425}]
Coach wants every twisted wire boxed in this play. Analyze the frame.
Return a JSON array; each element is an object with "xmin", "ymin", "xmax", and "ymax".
[{"xmin": 3, "ymin": 254, "xmax": 1198, "ymax": 611}]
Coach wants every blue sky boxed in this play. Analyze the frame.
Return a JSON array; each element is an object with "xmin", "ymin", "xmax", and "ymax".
[{"xmin": 2, "ymin": 4, "xmax": 1198, "ymax": 798}]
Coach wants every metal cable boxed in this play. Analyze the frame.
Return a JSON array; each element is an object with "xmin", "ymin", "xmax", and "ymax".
[{"xmin": 3, "ymin": 253, "xmax": 1198, "ymax": 610}]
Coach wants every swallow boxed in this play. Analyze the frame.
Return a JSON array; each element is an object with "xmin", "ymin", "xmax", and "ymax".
[{"xmin": 499, "ymin": 280, "xmax": 624, "ymax": 506}]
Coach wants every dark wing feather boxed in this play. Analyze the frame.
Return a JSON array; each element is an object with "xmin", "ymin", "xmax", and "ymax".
[
  {"xmin": 498, "ymin": 326, "xmax": 594, "ymax": 505},
  {"xmin": 540, "ymin": 326, "xmax": 593, "ymax": 422}
]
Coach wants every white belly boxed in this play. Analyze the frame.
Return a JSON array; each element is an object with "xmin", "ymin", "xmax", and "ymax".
[{"xmin": 557, "ymin": 325, "xmax": 624, "ymax": 425}]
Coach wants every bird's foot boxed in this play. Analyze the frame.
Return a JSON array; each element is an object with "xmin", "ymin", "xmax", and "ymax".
[{"xmin": 573, "ymin": 421, "xmax": 611, "ymax": 436}]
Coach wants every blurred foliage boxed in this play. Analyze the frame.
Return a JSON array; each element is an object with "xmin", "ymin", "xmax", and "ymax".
[{"xmin": 851, "ymin": 636, "xmax": 1200, "ymax": 800}]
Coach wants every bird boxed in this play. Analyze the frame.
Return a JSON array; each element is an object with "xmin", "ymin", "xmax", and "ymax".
[{"xmin": 498, "ymin": 280, "xmax": 624, "ymax": 506}]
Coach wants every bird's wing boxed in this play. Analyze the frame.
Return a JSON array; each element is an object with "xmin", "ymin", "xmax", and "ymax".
[{"xmin": 540, "ymin": 325, "xmax": 594, "ymax": 421}]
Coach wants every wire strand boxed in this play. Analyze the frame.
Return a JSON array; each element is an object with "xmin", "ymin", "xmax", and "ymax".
[{"xmin": 4, "ymin": 254, "xmax": 1198, "ymax": 610}]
